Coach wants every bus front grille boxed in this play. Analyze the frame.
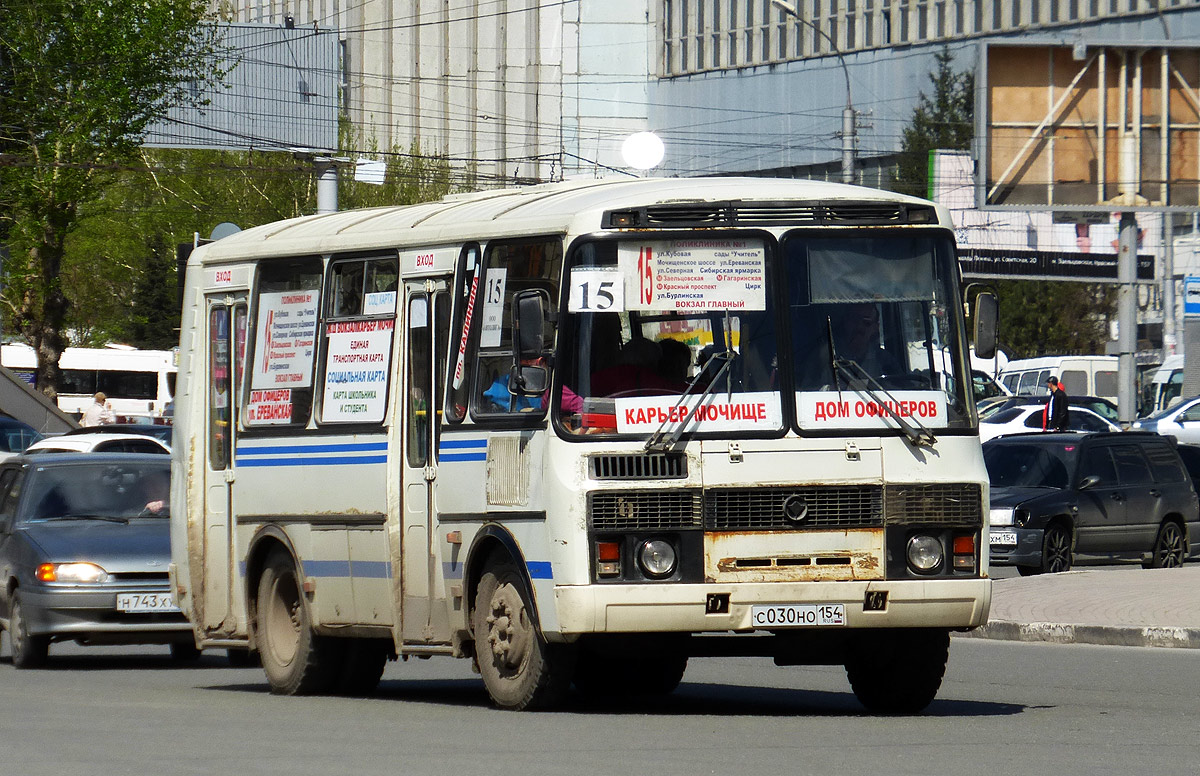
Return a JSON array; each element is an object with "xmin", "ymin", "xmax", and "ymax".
[
  {"xmin": 704, "ymin": 485, "xmax": 884, "ymax": 530},
  {"xmin": 883, "ymin": 483, "xmax": 983, "ymax": 525},
  {"xmin": 589, "ymin": 490, "xmax": 703, "ymax": 531},
  {"xmin": 590, "ymin": 452, "xmax": 688, "ymax": 480}
]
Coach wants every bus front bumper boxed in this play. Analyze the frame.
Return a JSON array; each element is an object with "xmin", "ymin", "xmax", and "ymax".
[{"xmin": 552, "ymin": 578, "xmax": 991, "ymax": 635}]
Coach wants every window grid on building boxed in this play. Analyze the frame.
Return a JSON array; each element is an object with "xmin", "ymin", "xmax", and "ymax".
[{"xmin": 662, "ymin": 0, "xmax": 1200, "ymax": 77}]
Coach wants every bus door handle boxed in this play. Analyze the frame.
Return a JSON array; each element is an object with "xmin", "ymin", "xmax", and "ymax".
[
  {"xmin": 423, "ymin": 466, "xmax": 437, "ymax": 482},
  {"xmin": 224, "ymin": 469, "xmax": 236, "ymax": 484}
]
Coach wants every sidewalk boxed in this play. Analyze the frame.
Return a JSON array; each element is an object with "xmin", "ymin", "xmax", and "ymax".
[{"xmin": 957, "ymin": 564, "xmax": 1200, "ymax": 649}]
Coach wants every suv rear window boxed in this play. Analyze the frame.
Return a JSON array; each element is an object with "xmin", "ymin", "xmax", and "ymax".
[{"xmin": 1143, "ymin": 442, "xmax": 1187, "ymax": 484}]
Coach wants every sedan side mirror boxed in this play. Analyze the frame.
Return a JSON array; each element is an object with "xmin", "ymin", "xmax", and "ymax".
[{"xmin": 1077, "ymin": 474, "xmax": 1101, "ymax": 491}]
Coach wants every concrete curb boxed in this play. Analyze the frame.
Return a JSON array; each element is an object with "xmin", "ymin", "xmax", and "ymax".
[{"xmin": 956, "ymin": 620, "xmax": 1200, "ymax": 649}]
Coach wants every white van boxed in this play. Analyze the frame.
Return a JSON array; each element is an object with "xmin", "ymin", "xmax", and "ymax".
[
  {"xmin": 998, "ymin": 355, "xmax": 1118, "ymax": 402},
  {"xmin": 1147, "ymin": 354, "xmax": 1184, "ymax": 414}
]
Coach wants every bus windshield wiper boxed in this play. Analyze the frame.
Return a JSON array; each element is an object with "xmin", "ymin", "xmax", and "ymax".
[
  {"xmin": 646, "ymin": 312, "xmax": 739, "ymax": 451},
  {"xmin": 644, "ymin": 348, "xmax": 736, "ymax": 451},
  {"xmin": 825, "ymin": 318, "xmax": 937, "ymax": 448}
]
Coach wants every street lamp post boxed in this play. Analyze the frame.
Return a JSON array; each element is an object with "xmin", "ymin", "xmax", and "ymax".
[{"xmin": 770, "ymin": 0, "xmax": 857, "ymax": 185}]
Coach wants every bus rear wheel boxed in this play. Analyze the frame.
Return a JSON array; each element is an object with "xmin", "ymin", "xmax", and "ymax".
[
  {"xmin": 472, "ymin": 555, "xmax": 574, "ymax": 710},
  {"xmin": 256, "ymin": 550, "xmax": 340, "ymax": 695},
  {"xmin": 844, "ymin": 628, "xmax": 949, "ymax": 714}
]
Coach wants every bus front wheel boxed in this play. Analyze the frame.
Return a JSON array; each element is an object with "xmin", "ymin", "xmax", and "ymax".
[
  {"xmin": 255, "ymin": 550, "xmax": 340, "ymax": 695},
  {"xmin": 472, "ymin": 555, "xmax": 574, "ymax": 710},
  {"xmin": 844, "ymin": 628, "xmax": 949, "ymax": 714}
]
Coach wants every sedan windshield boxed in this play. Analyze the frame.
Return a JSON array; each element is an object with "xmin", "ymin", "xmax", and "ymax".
[
  {"xmin": 984, "ymin": 442, "xmax": 1077, "ymax": 489},
  {"xmin": 21, "ymin": 462, "xmax": 171, "ymax": 522}
]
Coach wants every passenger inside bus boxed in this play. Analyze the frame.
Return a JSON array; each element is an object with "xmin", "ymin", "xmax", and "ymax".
[{"xmin": 795, "ymin": 302, "xmax": 901, "ymax": 389}]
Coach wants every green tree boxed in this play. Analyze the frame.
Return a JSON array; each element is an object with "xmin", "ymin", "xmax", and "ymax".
[
  {"xmin": 0, "ymin": 0, "xmax": 224, "ymax": 397},
  {"xmin": 59, "ymin": 141, "xmax": 454, "ymax": 349},
  {"xmin": 893, "ymin": 49, "xmax": 974, "ymax": 198}
]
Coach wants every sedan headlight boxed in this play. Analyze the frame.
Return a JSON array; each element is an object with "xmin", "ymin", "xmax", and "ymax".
[
  {"xmin": 36, "ymin": 562, "xmax": 109, "ymax": 583},
  {"xmin": 989, "ymin": 508, "xmax": 1015, "ymax": 527}
]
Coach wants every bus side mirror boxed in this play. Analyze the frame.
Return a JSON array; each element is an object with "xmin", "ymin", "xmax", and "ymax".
[
  {"xmin": 513, "ymin": 289, "xmax": 548, "ymax": 359},
  {"xmin": 973, "ymin": 292, "xmax": 998, "ymax": 360},
  {"xmin": 511, "ymin": 289, "xmax": 550, "ymax": 396}
]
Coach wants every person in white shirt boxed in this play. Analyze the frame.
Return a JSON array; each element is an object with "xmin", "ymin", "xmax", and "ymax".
[{"xmin": 80, "ymin": 392, "xmax": 114, "ymax": 426}]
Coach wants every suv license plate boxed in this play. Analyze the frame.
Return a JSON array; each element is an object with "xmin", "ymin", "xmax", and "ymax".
[
  {"xmin": 990, "ymin": 531, "xmax": 1018, "ymax": 546},
  {"xmin": 750, "ymin": 604, "xmax": 846, "ymax": 628},
  {"xmin": 117, "ymin": 593, "xmax": 180, "ymax": 613}
]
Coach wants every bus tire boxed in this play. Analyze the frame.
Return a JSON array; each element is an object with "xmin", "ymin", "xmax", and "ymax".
[
  {"xmin": 10, "ymin": 592, "xmax": 50, "ymax": 669},
  {"xmin": 472, "ymin": 556, "xmax": 574, "ymax": 710},
  {"xmin": 255, "ymin": 550, "xmax": 340, "ymax": 695},
  {"xmin": 844, "ymin": 628, "xmax": 949, "ymax": 714},
  {"xmin": 336, "ymin": 640, "xmax": 390, "ymax": 696}
]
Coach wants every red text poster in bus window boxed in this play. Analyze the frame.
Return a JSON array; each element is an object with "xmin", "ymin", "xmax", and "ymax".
[
  {"xmin": 321, "ymin": 319, "xmax": 394, "ymax": 423},
  {"xmin": 796, "ymin": 391, "xmax": 949, "ymax": 430},
  {"xmin": 252, "ymin": 290, "xmax": 319, "ymax": 389},
  {"xmin": 614, "ymin": 392, "xmax": 782, "ymax": 434},
  {"xmin": 247, "ymin": 389, "xmax": 293, "ymax": 424}
]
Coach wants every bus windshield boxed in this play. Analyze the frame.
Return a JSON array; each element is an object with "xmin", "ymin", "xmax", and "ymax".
[{"xmin": 558, "ymin": 230, "xmax": 973, "ymax": 437}]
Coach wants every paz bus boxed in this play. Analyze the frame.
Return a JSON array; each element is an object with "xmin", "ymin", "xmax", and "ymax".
[{"xmin": 170, "ymin": 177, "xmax": 996, "ymax": 712}]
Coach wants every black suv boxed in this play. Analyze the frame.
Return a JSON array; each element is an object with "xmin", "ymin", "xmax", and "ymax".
[{"xmin": 984, "ymin": 432, "xmax": 1199, "ymax": 574}]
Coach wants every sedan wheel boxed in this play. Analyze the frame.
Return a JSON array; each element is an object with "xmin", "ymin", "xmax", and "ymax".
[
  {"xmin": 10, "ymin": 592, "xmax": 50, "ymax": 669},
  {"xmin": 1147, "ymin": 521, "xmax": 1186, "ymax": 569},
  {"xmin": 1041, "ymin": 524, "xmax": 1072, "ymax": 574}
]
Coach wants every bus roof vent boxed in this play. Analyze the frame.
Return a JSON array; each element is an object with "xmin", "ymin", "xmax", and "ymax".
[
  {"xmin": 603, "ymin": 201, "xmax": 935, "ymax": 228},
  {"xmin": 590, "ymin": 452, "xmax": 688, "ymax": 480}
]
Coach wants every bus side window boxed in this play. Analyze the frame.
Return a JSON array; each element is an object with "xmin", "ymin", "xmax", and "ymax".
[
  {"xmin": 319, "ymin": 256, "xmax": 398, "ymax": 426},
  {"xmin": 244, "ymin": 257, "xmax": 323, "ymax": 429},
  {"xmin": 470, "ymin": 238, "xmax": 562, "ymax": 418}
]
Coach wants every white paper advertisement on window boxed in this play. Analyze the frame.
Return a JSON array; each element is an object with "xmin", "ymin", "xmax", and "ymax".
[
  {"xmin": 252, "ymin": 290, "xmax": 319, "ymax": 389},
  {"xmin": 322, "ymin": 319, "xmax": 394, "ymax": 423},
  {"xmin": 616, "ymin": 239, "xmax": 766, "ymax": 312}
]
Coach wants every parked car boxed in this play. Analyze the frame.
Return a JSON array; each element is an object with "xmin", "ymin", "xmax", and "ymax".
[
  {"xmin": 984, "ymin": 432, "xmax": 1199, "ymax": 575},
  {"xmin": 979, "ymin": 404, "xmax": 1119, "ymax": 442},
  {"xmin": 61, "ymin": 423, "xmax": 173, "ymax": 445},
  {"xmin": 0, "ymin": 416, "xmax": 44, "ymax": 462},
  {"xmin": 25, "ymin": 432, "xmax": 170, "ymax": 455},
  {"xmin": 0, "ymin": 453, "xmax": 194, "ymax": 667},
  {"xmin": 1131, "ymin": 394, "xmax": 1200, "ymax": 443},
  {"xmin": 979, "ymin": 395, "xmax": 1119, "ymax": 424}
]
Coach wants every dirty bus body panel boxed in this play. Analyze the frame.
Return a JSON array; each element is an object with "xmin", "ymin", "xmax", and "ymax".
[{"xmin": 170, "ymin": 178, "xmax": 991, "ymax": 712}]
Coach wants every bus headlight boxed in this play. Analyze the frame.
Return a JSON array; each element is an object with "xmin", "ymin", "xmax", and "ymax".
[
  {"xmin": 906, "ymin": 535, "xmax": 943, "ymax": 573},
  {"xmin": 638, "ymin": 539, "xmax": 677, "ymax": 579}
]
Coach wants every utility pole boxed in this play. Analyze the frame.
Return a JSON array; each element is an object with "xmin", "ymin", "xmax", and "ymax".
[{"xmin": 771, "ymin": 0, "xmax": 856, "ymax": 185}]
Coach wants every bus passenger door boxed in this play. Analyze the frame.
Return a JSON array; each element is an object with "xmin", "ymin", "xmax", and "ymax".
[
  {"xmin": 202, "ymin": 296, "xmax": 247, "ymax": 634},
  {"xmin": 400, "ymin": 281, "xmax": 451, "ymax": 643}
]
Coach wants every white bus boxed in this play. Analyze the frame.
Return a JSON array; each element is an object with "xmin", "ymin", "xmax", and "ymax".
[
  {"xmin": 171, "ymin": 178, "xmax": 995, "ymax": 713},
  {"xmin": 1, "ymin": 343, "xmax": 177, "ymax": 421}
]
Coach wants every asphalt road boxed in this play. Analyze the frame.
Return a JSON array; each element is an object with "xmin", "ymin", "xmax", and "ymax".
[{"xmin": 2, "ymin": 634, "xmax": 1197, "ymax": 775}]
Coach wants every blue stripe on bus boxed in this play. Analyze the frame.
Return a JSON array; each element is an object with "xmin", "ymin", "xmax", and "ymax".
[
  {"xmin": 236, "ymin": 442, "xmax": 388, "ymax": 456},
  {"xmin": 304, "ymin": 560, "xmax": 351, "ymax": 577},
  {"xmin": 350, "ymin": 560, "xmax": 391, "ymax": 579},
  {"xmin": 439, "ymin": 452, "xmax": 487, "ymax": 462},
  {"xmin": 439, "ymin": 438, "xmax": 487, "ymax": 450},
  {"xmin": 527, "ymin": 561, "xmax": 553, "ymax": 580},
  {"xmin": 300, "ymin": 560, "xmax": 392, "ymax": 579},
  {"xmin": 236, "ymin": 455, "xmax": 387, "ymax": 467}
]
